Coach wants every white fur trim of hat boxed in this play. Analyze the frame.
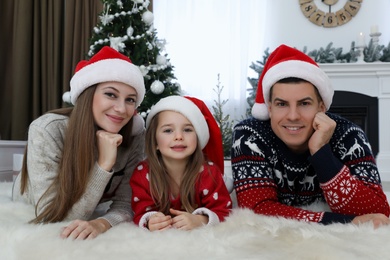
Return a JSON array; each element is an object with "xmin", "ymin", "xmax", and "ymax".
[
  {"xmin": 251, "ymin": 44, "xmax": 333, "ymax": 121},
  {"xmin": 146, "ymin": 96, "xmax": 210, "ymax": 149},
  {"xmin": 69, "ymin": 46, "xmax": 145, "ymax": 107}
]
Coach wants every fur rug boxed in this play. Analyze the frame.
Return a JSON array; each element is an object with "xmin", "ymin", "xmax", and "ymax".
[{"xmin": 1, "ymin": 182, "xmax": 390, "ymax": 260}]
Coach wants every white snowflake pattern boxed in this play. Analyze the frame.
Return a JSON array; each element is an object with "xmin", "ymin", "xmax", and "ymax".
[
  {"xmin": 251, "ymin": 166, "xmax": 262, "ymax": 178},
  {"xmin": 339, "ymin": 179, "xmax": 352, "ymax": 195},
  {"xmin": 327, "ymin": 190, "xmax": 339, "ymax": 205},
  {"xmin": 203, "ymin": 189, "xmax": 209, "ymax": 196},
  {"xmin": 355, "ymin": 166, "xmax": 368, "ymax": 178},
  {"xmin": 236, "ymin": 167, "xmax": 247, "ymax": 179},
  {"xmin": 301, "ymin": 213, "xmax": 316, "ymax": 222},
  {"xmin": 213, "ymin": 192, "xmax": 218, "ymax": 200},
  {"xmin": 134, "ymin": 197, "xmax": 140, "ymax": 202},
  {"xmin": 370, "ymin": 169, "xmax": 380, "ymax": 182}
]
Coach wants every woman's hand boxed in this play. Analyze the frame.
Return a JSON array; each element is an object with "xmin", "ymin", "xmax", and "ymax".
[
  {"xmin": 148, "ymin": 212, "xmax": 172, "ymax": 231},
  {"xmin": 352, "ymin": 213, "xmax": 390, "ymax": 229},
  {"xmin": 96, "ymin": 130, "xmax": 123, "ymax": 171},
  {"xmin": 170, "ymin": 208, "xmax": 208, "ymax": 231},
  {"xmin": 60, "ymin": 218, "xmax": 111, "ymax": 240}
]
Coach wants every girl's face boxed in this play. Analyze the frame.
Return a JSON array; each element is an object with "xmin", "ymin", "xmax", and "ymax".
[
  {"xmin": 92, "ymin": 81, "xmax": 137, "ymax": 134},
  {"xmin": 155, "ymin": 111, "xmax": 198, "ymax": 163}
]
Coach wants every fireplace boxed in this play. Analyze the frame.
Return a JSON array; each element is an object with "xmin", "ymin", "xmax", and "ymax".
[
  {"xmin": 329, "ymin": 91, "xmax": 378, "ymax": 157},
  {"xmin": 319, "ymin": 63, "xmax": 390, "ymax": 181}
]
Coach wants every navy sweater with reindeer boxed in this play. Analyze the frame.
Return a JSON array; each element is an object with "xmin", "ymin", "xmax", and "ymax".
[{"xmin": 231, "ymin": 112, "xmax": 389, "ymax": 224}]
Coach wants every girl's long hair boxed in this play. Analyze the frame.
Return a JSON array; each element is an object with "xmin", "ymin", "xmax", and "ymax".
[
  {"xmin": 145, "ymin": 113, "xmax": 205, "ymax": 215},
  {"xmin": 20, "ymin": 86, "xmax": 134, "ymax": 223}
]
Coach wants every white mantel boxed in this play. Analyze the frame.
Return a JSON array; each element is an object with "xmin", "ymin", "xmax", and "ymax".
[{"xmin": 319, "ymin": 62, "xmax": 390, "ymax": 181}]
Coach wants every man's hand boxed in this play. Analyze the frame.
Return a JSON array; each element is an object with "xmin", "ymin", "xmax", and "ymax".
[
  {"xmin": 170, "ymin": 208, "xmax": 208, "ymax": 230},
  {"xmin": 352, "ymin": 213, "xmax": 390, "ymax": 229},
  {"xmin": 308, "ymin": 112, "xmax": 336, "ymax": 155},
  {"xmin": 60, "ymin": 218, "xmax": 111, "ymax": 240}
]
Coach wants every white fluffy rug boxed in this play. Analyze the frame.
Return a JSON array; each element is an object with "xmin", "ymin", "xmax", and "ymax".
[{"xmin": 1, "ymin": 182, "xmax": 390, "ymax": 260}]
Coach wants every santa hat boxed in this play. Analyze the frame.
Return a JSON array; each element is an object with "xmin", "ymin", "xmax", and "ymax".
[
  {"xmin": 252, "ymin": 44, "xmax": 333, "ymax": 120},
  {"xmin": 69, "ymin": 46, "xmax": 145, "ymax": 107},
  {"xmin": 146, "ymin": 96, "xmax": 224, "ymax": 174}
]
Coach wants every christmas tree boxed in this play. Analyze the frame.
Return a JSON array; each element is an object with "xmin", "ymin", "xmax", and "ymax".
[{"xmin": 87, "ymin": 0, "xmax": 180, "ymax": 119}]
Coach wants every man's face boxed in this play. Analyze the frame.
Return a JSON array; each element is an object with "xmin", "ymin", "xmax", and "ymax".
[{"xmin": 268, "ymin": 81, "xmax": 326, "ymax": 153}]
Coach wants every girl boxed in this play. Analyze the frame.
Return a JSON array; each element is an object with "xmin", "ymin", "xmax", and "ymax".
[
  {"xmin": 130, "ymin": 96, "xmax": 232, "ymax": 231},
  {"xmin": 12, "ymin": 46, "xmax": 146, "ymax": 239}
]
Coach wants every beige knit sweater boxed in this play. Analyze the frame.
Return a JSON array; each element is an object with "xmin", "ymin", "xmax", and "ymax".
[{"xmin": 12, "ymin": 113, "xmax": 145, "ymax": 226}]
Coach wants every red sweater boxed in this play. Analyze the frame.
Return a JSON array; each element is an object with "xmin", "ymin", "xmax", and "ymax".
[{"xmin": 130, "ymin": 161, "xmax": 232, "ymax": 225}]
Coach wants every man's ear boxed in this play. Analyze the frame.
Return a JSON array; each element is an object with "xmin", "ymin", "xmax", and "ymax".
[
  {"xmin": 319, "ymin": 101, "xmax": 326, "ymax": 112},
  {"xmin": 267, "ymin": 102, "xmax": 272, "ymax": 116}
]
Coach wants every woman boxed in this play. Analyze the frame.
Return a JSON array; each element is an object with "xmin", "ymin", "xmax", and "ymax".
[{"xmin": 12, "ymin": 46, "xmax": 146, "ymax": 239}]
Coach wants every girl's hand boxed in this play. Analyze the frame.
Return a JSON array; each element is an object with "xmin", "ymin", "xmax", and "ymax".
[
  {"xmin": 60, "ymin": 219, "xmax": 111, "ymax": 240},
  {"xmin": 170, "ymin": 208, "xmax": 208, "ymax": 230},
  {"xmin": 96, "ymin": 130, "xmax": 123, "ymax": 171},
  {"xmin": 148, "ymin": 212, "xmax": 172, "ymax": 231}
]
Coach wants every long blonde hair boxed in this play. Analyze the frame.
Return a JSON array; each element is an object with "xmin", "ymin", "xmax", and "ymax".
[
  {"xmin": 146, "ymin": 113, "xmax": 206, "ymax": 215},
  {"xmin": 20, "ymin": 86, "xmax": 134, "ymax": 223}
]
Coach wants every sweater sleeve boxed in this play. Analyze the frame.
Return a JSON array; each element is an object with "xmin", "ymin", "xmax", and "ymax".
[
  {"xmin": 196, "ymin": 163, "xmax": 232, "ymax": 222},
  {"xmin": 310, "ymin": 128, "xmax": 390, "ymax": 216},
  {"xmin": 130, "ymin": 161, "xmax": 157, "ymax": 225},
  {"xmin": 99, "ymin": 131, "xmax": 146, "ymax": 226}
]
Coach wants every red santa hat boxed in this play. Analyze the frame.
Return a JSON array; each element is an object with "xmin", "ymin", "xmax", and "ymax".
[
  {"xmin": 146, "ymin": 96, "xmax": 224, "ymax": 174},
  {"xmin": 69, "ymin": 46, "xmax": 145, "ymax": 107},
  {"xmin": 251, "ymin": 44, "xmax": 333, "ymax": 120}
]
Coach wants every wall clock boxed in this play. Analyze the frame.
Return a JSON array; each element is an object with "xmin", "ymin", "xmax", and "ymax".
[{"xmin": 299, "ymin": 0, "xmax": 363, "ymax": 28}]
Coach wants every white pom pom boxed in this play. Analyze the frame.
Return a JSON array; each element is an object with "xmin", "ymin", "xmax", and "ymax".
[
  {"xmin": 62, "ymin": 91, "xmax": 71, "ymax": 104},
  {"xmin": 251, "ymin": 103, "xmax": 269, "ymax": 120},
  {"xmin": 150, "ymin": 80, "xmax": 164, "ymax": 95}
]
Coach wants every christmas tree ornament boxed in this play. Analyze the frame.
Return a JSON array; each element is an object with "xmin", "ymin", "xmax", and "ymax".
[
  {"xmin": 127, "ymin": 26, "xmax": 134, "ymax": 37},
  {"xmin": 150, "ymin": 80, "xmax": 164, "ymax": 94},
  {"xmin": 142, "ymin": 11, "xmax": 154, "ymax": 25},
  {"xmin": 109, "ymin": 37, "xmax": 126, "ymax": 52},
  {"xmin": 156, "ymin": 55, "xmax": 167, "ymax": 65}
]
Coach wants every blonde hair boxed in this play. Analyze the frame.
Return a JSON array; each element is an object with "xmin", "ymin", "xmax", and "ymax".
[
  {"xmin": 145, "ymin": 113, "xmax": 206, "ymax": 215},
  {"xmin": 20, "ymin": 86, "xmax": 135, "ymax": 223}
]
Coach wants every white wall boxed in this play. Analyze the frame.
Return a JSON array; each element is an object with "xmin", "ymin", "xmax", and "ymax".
[{"xmin": 263, "ymin": 0, "xmax": 390, "ymax": 52}]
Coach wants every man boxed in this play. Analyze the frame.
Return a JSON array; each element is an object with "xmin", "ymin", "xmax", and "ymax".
[{"xmin": 231, "ymin": 44, "xmax": 390, "ymax": 227}]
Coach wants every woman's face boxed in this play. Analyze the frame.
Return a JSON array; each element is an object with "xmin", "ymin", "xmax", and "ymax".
[{"xmin": 92, "ymin": 81, "xmax": 137, "ymax": 133}]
